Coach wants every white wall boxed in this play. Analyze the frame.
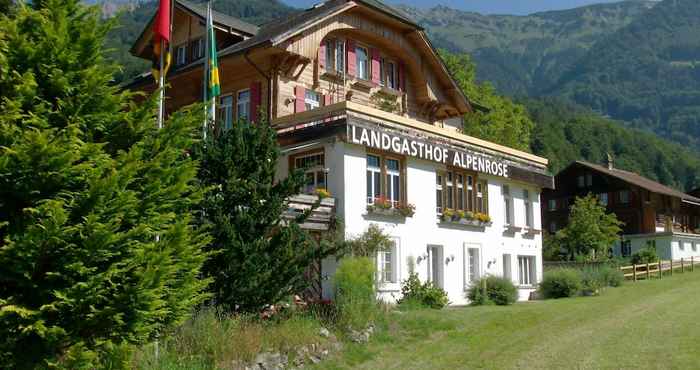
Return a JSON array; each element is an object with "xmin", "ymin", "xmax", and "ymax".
[{"xmin": 283, "ymin": 141, "xmax": 544, "ymax": 305}]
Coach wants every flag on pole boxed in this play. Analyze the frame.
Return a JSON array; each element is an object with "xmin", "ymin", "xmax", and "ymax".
[
  {"xmin": 203, "ymin": 2, "xmax": 220, "ymax": 135},
  {"xmin": 152, "ymin": 0, "xmax": 172, "ymax": 82}
]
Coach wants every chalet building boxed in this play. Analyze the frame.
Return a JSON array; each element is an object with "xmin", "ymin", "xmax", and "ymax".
[
  {"xmin": 128, "ymin": 0, "xmax": 554, "ymax": 304},
  {"xmin": 542, "ymin": 159, "xmax": 700, "ymax": 260}
]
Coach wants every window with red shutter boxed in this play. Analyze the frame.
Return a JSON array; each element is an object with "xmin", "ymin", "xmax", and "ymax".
[{"xmin": 294, "ymin": 86, "xmax": 305, "ymax": 113}]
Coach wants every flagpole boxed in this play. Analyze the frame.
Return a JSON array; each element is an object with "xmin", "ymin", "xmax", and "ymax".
[
  {"xmin": 158, "ymin": 38, "xmax": 165, "ymax": 130},
  {"xmin": 203, "ymin": 2, "xmax": 210, "ymax": 139}
]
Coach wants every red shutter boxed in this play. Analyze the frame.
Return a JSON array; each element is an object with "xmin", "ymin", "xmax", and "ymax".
[
  {"xmin": 318, "ymin": 40, "xmax": 326, "ymax": 71},
  {"xmin": 370, "ymin": 48, "xmax": 380, "ymax": 84},
  {"xmin": 398, "ymin": 62, "xmax": 406, "ymax": 92},
  {"xmin": 250, "ymin": 81, "xmax": 262, "ymax": 123},
  {"xmin": 294, "ymin": 86, "xmax": 305, "ymax": 113},
  {"xmin": 346, "ymin": 39, "xmax": 356, "ymax": 77},
  {"xmin": 323, "ymin": 93, "xmax": 331, "ymax": 106}
]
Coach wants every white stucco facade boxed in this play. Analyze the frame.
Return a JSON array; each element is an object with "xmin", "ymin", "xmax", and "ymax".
[
  {"xmin": 278, "ymin": 137, "xmax": 546, "ymax": 305},
  {"xmin": 614, "ymin": 233, "xmax": 700, "ymax": 261}
]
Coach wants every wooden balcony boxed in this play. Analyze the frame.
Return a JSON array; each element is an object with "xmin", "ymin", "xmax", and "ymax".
[{"xmin": 283, "ymin": 194, "xmax": 336, "ymax": 231}]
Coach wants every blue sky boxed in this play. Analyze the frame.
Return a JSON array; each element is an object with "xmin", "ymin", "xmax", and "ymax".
[{"xmin": 280, "ymin": 0, "xmax": 626, "ymax": 15}]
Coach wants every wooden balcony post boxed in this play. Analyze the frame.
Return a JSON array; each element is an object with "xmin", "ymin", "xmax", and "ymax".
[
  {"xmin": 646, "ymin": 263, "xmax": 650, "ymax": 280},
  {"xmin": 633, "ymin": 264, "xmax": 637, "ymax": 282},
  {"xmin": 670, "ymin": 259, "xmax": 673, "ymax": 276},
  {"xmin": 681, "ymin": 258, "xmax": 685, "ymax": 273}
]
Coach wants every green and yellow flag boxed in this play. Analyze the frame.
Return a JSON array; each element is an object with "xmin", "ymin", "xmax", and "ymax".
[{"xmin": 205, "ymin": 2, "xmax": 220, "ymax": 101}]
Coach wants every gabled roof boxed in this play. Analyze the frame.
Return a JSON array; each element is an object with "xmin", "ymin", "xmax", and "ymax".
[
  {"xmin": 177, "ymin": 0, "xmax": 258, "ymax": 36},
  {"xmin": 571, "ymin": 161, "xmax": 700, "ymax": 204}
]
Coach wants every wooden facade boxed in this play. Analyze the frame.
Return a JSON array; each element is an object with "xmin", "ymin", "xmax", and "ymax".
[{"xmin": 542, "ymin": 161, "xmax": 700, "ymax": 236}]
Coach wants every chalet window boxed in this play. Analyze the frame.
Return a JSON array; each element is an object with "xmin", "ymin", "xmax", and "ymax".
[
  {"xmin": 518, "ymin": 256, "xmax": 536, "ymax": 286},
  {"xmin": 218, "ymin": 95, "xmax": 233, "ymax": 130},
  {"xmin": 456, "ymin": 174, "xmax": 465, "ymax": 210},
  {"xmin": 293, "ymin": 151, "xmax": 326, "ymax": 194},
  {"xmin": 304, "ymin": 90, "xmax": 320, "ymax": 111},
  {"xmin": 586, "ymin": 173, "xmax": 593, "ymax": 187},
  {"xmin": 619, "ymin": 190, "xmax": 630, "ymax": 204},
  {"xmin": 577, "ymin": 175, "xmax": 585, "ymax": 188},
  {"xmin": 621, "ymin": 240, "xmax": 632, "ymax": 257},
  {"xmin": 436, "ymin": 173, "xmax": 443, "ymax": 214},
  {"xmin": 236, "ymin": 89, "xmax": 250, "ymax": 121},
  {"xmin": 467, "ymin": 175, "xmax": 474, "ymax": 211},
  {"xmin": 548, "ymin": 199, "xmax": 557, "ymax": 211},
  {"xmin": 464, "ymin": 246, "xmax": 480, "ymax": 288},
  {"xmin": 599, "ymin": 193, "xmax": 609, "ymax": 206},
  {"xmin": 356, "ymin": 46, "xmax": 369, "ymax": 80},
  {"xmin": 503, "ymin": 185, "xmax": 513, "ymax": 226},
  {"xmin": 380, "ymin": 58, "xmax": 397, "ymax": 89},
  {"xmin": 446, "ymin": 172, "xmax": 454, "ymax": 209},
  {"xmin": 323, "ymin": 39, "xmax": 345, "ymax": 73},
  {"xmin": 366, "ymin": 153, "xmax": 404, "ymax": 208},
  {"xmin": 191, "ymin": 38, "xmax": 204, "ymax": 60},
  {"xmin": 549, "ymin": 221, "xmax": 557, "ymax": 234},
  {"xmin": 176, "ymin": 44, "xmax": 187, "ymax": 66},
  {"xmin": 378, "ymin": 239, "xmax": 399, "ymax": 284},
  {"xmin": 524, "ymin": 189, "xmax": 533, "ymax": 229},
  {"xmin": 324, "ymin": 39, "xmax": 334, "ymax": 72},
  {"xmin": 476, "ymin": 181, "xmax": 488, "ymax": 214}
]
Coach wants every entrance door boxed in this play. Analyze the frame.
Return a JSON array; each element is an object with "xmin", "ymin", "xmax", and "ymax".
[{"xmin": 428, "ymin": 245, "xmax": 443, "ymax": 288}]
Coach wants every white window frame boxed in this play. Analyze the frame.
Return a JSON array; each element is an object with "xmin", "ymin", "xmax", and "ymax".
[
  {"xmin": 503, "ymin": 253, "xmax": 512, "ymax": 281},
  {"xmin": 503, "ymin": 185, "xmax": 513, "ymax": 226},
  {"xmin": 304, "ymin": 90, "xmax": 320, "ymax": 111},
  {"xmin": 446, "ymin": 172, "xmax": 454, "ymax": 210},
  {"xmin": 294, "ymin": 152, "xmax": 326, "ymax": 194},
  {"xmin": 366, "ymin": 154, "xmax": 381, "ymax": 205},
  {"xmin": 386, "ymin": 60, "xmax": 396, "ymax": 89},
  {"xmin": 463, "ymin": 244, "xmax": 481, "ymax": 290},
  {"xmin": 467, "ymin": 175, "xmax": 474, "ymax": 211},
  {"xmin": 192, "ymin": 38, "xmax": 204, "ymax": 60},
  {"xmin": 476, "ymin": 181, "xmax": 485, "ymax": 213},
  {"xmin": 436, "ymin": 173, "xmax": 443, "ymax": 215},
  {"xmin": 236, "ymin": 89, "xmax": 250, "ymax": 121},
  {"xmin": 621, "ymin": 240, "xmax": 632, "ymax": 257},
  {"xmin": 385, "ymin": 157, "xmax": 401, "ymax": 207},
  {"xmin": 518, "ymin": 255, "xmax": 536, "ymax": 287},
  {"xmin": 456, "ymin": 174, "xmax": 465, "ymax": 210},
  {"xmin": 324, "ymin": 39, "xmax": 334, "ymax": 72},
  {"xmin": 176, "ymin": 44, "xmax": 187, "ymax": 66},
  {"xmin": 335, "ymin": 39, "xmax": 345, "ymax": 72},
  {"xmin": 219, "ymin": 94, "xmax": 233, "ymax": 130},
  {"xmin": 377, "ymin": 238, "xmax": 400, "ymax": 287},
  {"xmin": 356, "ymin": 45, "xmax": 369, "ymax": 80},
  {"xmin": 428, "ymin": 245, "xmax": 443, "ymax": 288}
]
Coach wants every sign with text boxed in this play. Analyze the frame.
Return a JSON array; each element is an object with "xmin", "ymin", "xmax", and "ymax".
[{"xmin": 348, "ymin": 124, "xmax": 509, "ymax": 178}]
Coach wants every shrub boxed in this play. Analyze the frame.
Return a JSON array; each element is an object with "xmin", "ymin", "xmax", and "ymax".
[
  {"xmin": 334, "ymin": 257, "xmax": 377, "ymax": 330},
  {"xmin": 596, "ymin": 265, "xmax": 625, "ymax": 287},
  {"xmin": 467, "ymin": 276, "xmax": 518, "ymax": 306},
  {"xmin": 580, "ymin": 269, "xmax": 603, "ymax": 296},
  {"xmin": 398, "ymin": 273, "xmax": 450, "ymax": 309},
  {"xmin": 631, "ymin": 246, "xmax": 658, "ymax": 264},
  {"xmin": 540, "ymin": 269, "xmax": 582, "ymax": 299}
]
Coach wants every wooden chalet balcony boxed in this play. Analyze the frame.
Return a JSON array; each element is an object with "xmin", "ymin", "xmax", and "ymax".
[
  {"xmin": 283, "ymin": 194, "xmax": 336, "ymax": 231},
  {"xmin": 273, "ymin": 100, "xmax": 548, "ymax": 168}
]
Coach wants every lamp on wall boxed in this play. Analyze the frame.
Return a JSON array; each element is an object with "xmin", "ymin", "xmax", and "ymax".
[
  {"xmin": 445, "ymin": 254, "xmax": 455, "ymax": 264},
  {"xmin": 487, "ymin": 258, "xmax": 497, "ymax": 268},
  {"xmin": 417, "ymin": 253, "xmax": 428, "ymax": 264}
]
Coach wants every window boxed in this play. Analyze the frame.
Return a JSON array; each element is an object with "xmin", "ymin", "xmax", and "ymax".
[
  {"xmin": 518, "ymin": 256, "xmax": 536, "ymax": 286},
  {"xmin": 549, "ymin": 221, "xmax": 557, "ymax": 234},
  {"xmin": 599, "ymin": 193, "xmax": 609, "ymax": 206},
  {"xmin": 324, "ymin": 39, "xmax": 334, "ymax": 72},
  {"xmin": 577, "ymin": 175, "xmax": 585, "ymax": 188},
  {"xmin": 621, "ymin": 240, "xmax": 632, "ymax": 257},
  {"xmin": 436, "ymin": 173, "xmax": 443, "ymax": 214},
  {"xmin": 191, "ymin": 38, "xmax": 204, "ymax": 60},
  {"xmin": 304, "ymin": 90, "xmax": 320, "ymax": 111},
  {"xmin": 366, "ymin": 154, "xmax": 381, "ymax": 205},
  {"xmin": 619, "ymin": 190, "xmax": 630, "ymax": 204},
  {"xmin": 693, "ymin": 243, "xmax": 698, "ymax": 252},
  {"xmin": 476, "ymin": 181, "xmax": 487, "ymax": 214},
  {"xmin": 503, "ymin": 185, "xmax": 513, "ymax": 226},
  {"xmin": 380, "ymin": 58, "xmax": 397, "ymax": 89},
  {"xmin": 467, "ymin": 175, "xmax": 474, "ymax": 211},
  {"xmin": 356, "ymin": 46, "xmax": 369, "ymax": 80},
  {"xmin": 683, "ymin": 242, "xmax": 691, "ymax": 252},
  {"xmin": 524, "ymin": 189, "xmax": 534, "ymax": 229},
  {"xmin": 323, "ymin": 39, "xmax": 345, "ymax": 73},
  {"xmin": 586, "ymin": 173, "xmax": 593, "ymax": 187},
  {"xmin": 386, "ymin": 158, "xmax": 401, "ymax": 207},
  {"xmin": 646, "ymin": 240, "xmax": 657, "ymax": 249},
  {"xmin": 176, "ymin": 44, "xmax": 187, "ymax": 66},
  {"xmin": 293, "ymin": 152, "xmax": 326, "ymax": 194},
  {"xmin": 218, "ymin": 95, "xmax": 233, "ymax": 130},
  {"xmin": 464, "ymin": 246, "xmax": 480, "ymax": 288},
  {"xmin": 378, "ymin": 239, "xmax": 399, "ymax": 284},
  {"xmin": 456, "ymin": 174, "xmax": 464, "ymax": 210},
  {"xmin": 503, "ymin": 254, "xmax": 512, "ymax": 280},
  {"xmin": 236, "ymin": 89, "xmax": 250, "ymax": 121},
  {"xmin": 548, "ymin": 199, "xmax": 557, "ymax": 211},
  {"xmin": 446, "ymin": 172, "xmax": 454, "ymax": 209}
]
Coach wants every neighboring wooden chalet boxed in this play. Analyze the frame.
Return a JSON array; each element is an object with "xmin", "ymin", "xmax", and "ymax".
[
  {"xmin": 128, "ymin": 0, "xmax": 554, "ymax": 304},
  {"xmin": 542, "ymin": 159, "xmax": 700, "ymax": 260}
]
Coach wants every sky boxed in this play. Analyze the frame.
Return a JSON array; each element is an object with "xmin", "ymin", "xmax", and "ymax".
[{"xmin": 280, "ymin": 0, "xmax": 628, "ymax": 15}]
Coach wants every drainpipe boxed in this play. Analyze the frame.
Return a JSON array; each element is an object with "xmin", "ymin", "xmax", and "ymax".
[{"xmin": 244, "ymin": 50, "xmax": 273, "ymax": 123}]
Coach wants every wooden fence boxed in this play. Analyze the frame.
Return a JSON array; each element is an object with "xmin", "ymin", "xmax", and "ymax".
[{"xmin": 620, "ymin": 256, "xmax": 700, "ymax": 281}]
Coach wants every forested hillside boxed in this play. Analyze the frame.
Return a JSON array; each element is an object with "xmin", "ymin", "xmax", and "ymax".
[{"xmin": 404, "ymin": 0, "xmax": 700, "ymax": 149}]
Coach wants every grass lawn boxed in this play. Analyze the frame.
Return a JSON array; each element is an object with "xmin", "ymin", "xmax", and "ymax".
[{"xmin": 315, "ymin": 271, "xmax": 700, "ymax": 369}]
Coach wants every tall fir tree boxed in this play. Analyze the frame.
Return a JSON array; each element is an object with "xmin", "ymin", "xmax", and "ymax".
[
  {"xmin": 0, "ymin": 0, "xmax": 210, "ymax": 367},
  {"xmin": 196, "ymin": 118, "xmax": 340, "ymax": 313}
]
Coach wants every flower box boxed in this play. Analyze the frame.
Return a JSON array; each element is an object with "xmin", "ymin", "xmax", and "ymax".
[
  {"xmin": 439, "ymin": 211, "xmax": 492, "ymax": 227},
  {"xmin": 366, "ymin": 198, "xmax": 415, "ymax": 218}
]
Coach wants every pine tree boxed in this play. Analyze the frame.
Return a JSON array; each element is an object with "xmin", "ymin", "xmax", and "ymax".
[
  {"xmin": 0, "ymin": 0, "xmax": 210, "ymax": 367},
  {"xmin": 196, "ymin": 118, "xmax": 340, "ymax": 313}
]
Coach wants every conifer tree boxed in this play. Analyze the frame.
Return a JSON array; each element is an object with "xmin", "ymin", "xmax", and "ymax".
[
  {"xmin": 196, "ymin": 118, "xmax": 340, "ymax": 313},
  {"xmin": 0, "ymin": 0, "xmax": 210, "ymax": 367}
]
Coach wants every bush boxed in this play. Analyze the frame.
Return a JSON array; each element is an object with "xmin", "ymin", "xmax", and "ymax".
[
  {"xmin": 631, "ymin": 246, "xmax": 658, "ymax": 264},
  {"xmin": 540, "ymin": 269, "xmax": 582, "ymax": 299},
  {"xmin": 580, "ymin": 269, "xmax": 603, "ymax": 295},
  {"xmin": 334, "ymin": 257, "xmax": 377, "ymax": 330},
  {"xmin": 398, "ymin": 273, "xmax": 450, "ymax": 309},
  {"xmin": 596, "ymin": 265, "xmax": 625, "ymax": 287},
  {"xmin": 467, "ymin": 276, "xmax": 518, "ymax": 306}
]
